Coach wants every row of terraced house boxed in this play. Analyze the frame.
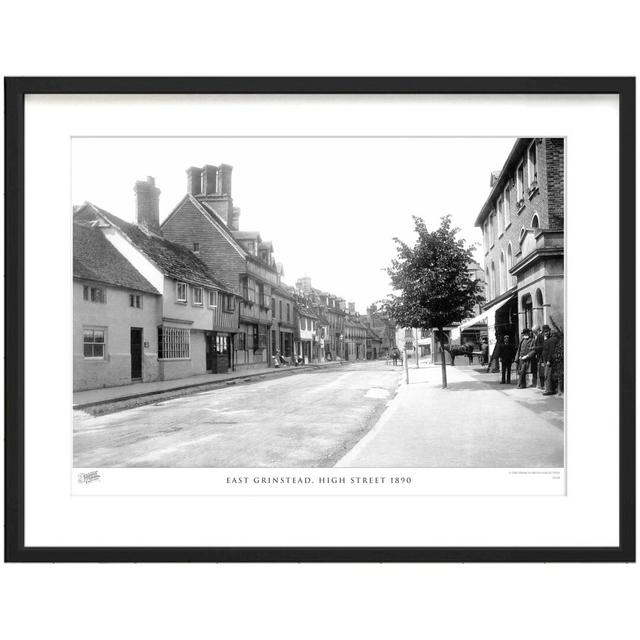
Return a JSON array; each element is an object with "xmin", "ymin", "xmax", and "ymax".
[{"xmin": 73, "ymin": 164, "xmax": 393, "ymax": 391}]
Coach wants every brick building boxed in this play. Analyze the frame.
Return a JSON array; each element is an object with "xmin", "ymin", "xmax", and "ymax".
[
  {"xmin": 162, "ymin": 164, "xmax": 279, "ymax": 370},
  {"xmin": 458, "ymin": 138, "xmax": 565, "ymax": 358}
]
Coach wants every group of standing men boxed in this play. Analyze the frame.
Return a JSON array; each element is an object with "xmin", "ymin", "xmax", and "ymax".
[{"xmin": 490, "ymin": 324, "xmax": 563, "ymax": 397}]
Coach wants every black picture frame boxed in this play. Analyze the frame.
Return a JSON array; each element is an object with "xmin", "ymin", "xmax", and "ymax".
[{"xmin": 4, "ymin": 77, "xmax": 635, "ymax": 563}]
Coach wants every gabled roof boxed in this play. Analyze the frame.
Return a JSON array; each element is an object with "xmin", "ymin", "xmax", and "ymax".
[
  {"xmin": 74, "ymin": 203, "xmax": 235, "ymax": 294},
  {"xmin": 73, "ymin": 222, "xmax": 160, "ymax": 295}
]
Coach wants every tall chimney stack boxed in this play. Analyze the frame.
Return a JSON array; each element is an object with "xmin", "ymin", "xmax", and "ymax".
[
  {"xmin": 202, "ymin": 165, "xmax": 218, "ymax": 195},
  {"xmin": 134, "ymin": 176, "xmax": 161, "ymax": 236},
  {"xmin": 186, "ymin": 167, "xmax": 202, "ymax": 195},
  {"xmin": 219, "ymin": 164, "xmax": 233, "ymax": 196}
]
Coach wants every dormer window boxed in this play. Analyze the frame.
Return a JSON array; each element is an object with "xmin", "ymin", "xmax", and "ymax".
[{"xmin": 193, "ymin": 242, "xmax": 200, "ymax": 254}]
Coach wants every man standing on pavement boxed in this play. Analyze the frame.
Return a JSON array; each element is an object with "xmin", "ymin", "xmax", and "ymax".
[
  {"xmin": 515, "ymin": 328, "xmax": 535, "ymax": 388},
  {"xmin": 496, "ymin": 334, "xmax": 516, "ymax": 384},
  {"xmin": 541, "ymin": 324, "xmax": 560, "ymax": 396},
  {"xmin": 530, "ymin": 324, "xmax": 542, "ymax": 388}
]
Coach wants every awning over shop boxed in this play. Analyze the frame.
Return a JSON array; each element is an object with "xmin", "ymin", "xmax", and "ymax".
[{"xmin": 451, "ymin": 294, "xmax": 517, "ymax": 343}]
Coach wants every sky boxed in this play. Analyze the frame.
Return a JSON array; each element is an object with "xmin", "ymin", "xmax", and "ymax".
[{"xmin": 72, "ymin": 137, "xmax": 516, "ymax": 311}]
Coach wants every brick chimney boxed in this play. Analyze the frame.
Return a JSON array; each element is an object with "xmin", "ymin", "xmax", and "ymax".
[
  {"xmin": 202, "ymin": 165, "xmax": 218, "ymax": 195},
  {"xmin": 186, "ymin": 167, "xmax": 202, "ymax": 195},
  {"xmin": 219, "ymin": 164, "xmax": 233, "ymax": 196},
  {"xmin": 134, "ymin": 176, "xmax": 161, "ymax": 235},
  {"xmin": 229, "ymin": 207, "xmax": 241, "ymax": 231}
]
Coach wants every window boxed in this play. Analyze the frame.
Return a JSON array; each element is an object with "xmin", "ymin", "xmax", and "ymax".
[
  {"xmin": 497, "ymin": 200, "xmax": 504, "ymax": 236},
  {"xmin": 490, "ymin": 261, "xmax": 496, "ymax": 300},
  {"xmin": 242, "ymin": 277, "xmax": 255, "ymax": 303},
  {"xmin": 258, "ymin": 283, "xmax": 267, "ymax": 307},
  {"xmin": 223, "ymin": 294, "xmax": 235, "ymax": 312},
  {"xmin": 83, "ymin": 285, "xmax": 105, "ymax": 303},
  {"xmin": 531, "ymin": 213, "xmax": 540, "ymax": 229},
  {"xmin": 503, "ymin": 187, "xmax": 510, "ymax": 228},
  {"xmin": 286, "ymin": 303, "xmax": 290, "ymax": 322},
  {"xmin": 499, "ymin": 251, "xmax": 507, "ymax": 295},
  {"xmin": 507, "ymin": 243, "xmax": 515, "ymax": 288},
  {"xmin": 516, "ymin": 161, "xmax": 525, "ymax": 204},
  {"xmin": 271, "ymin": 297, "xmax": 276, "ymax": 318},
  {"xmin": 208, "ymin": 290, "xmax": 216, "ymax": 307},
  {"xmin": 258, "ymin": 325, "xmax": 268, "ymax": 349},
  {"xmin": 193, "ymin": 242, "xmax": 200, "ymax": 253},
  {"xmin": 527, "ymin": 140, "xmax": 538, "ymax": 190},
  {"xmin": 176, "ymin": 281, "xmax": 187, "ymax": 303},
  {"xmin": 193, "ymin": 287, "xmax": 203, "ymax": 306},
  {"xmin": 405, "ymin": 328, "xmax": 413, "ymax": 338},
  {"xmin": 279, "ymin": 300, "xmax": 283, "ymax": 319},
  {"xmin": 490, "ymin": 213, "xmax": 496, "ymax": 246},
  {"xmin": 158, "ymin": 327, "xmax": 190, "ymax": 359},
  {"xmin": 236, "ymin": 332, "xmax": 247, "ymax": 351},
  {"xmin": 83, "ymin": 328, "xmax": 105, "ymax": 358},
  {"xmin": 129, "ymin": 294, "xmax": 142, "ymax": 308}
]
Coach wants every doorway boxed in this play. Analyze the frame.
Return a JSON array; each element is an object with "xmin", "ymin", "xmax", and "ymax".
[
  {"xmin": 205, "ymin": 331, "xmax": 215, "ymax": 372},
  {"xmin": 130, "ymin": 328, "xmax": 142, "ymax": 380}
]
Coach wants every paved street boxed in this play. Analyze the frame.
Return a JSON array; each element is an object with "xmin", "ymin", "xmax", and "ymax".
[
  {"xmin": 337, "ymin": 362, "xmax": 564, "ymax": 468},
  {"xmin": 74, "ymin": 359, "xmax": 564, "ymax": 469},
  {"xmin": 74, "ymin": 361, "xmax": 402, "ymax": 467}
]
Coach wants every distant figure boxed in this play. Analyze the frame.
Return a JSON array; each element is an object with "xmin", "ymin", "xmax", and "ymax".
[
  {"xmin": 391, "ymin": 347, "xmax": 400, "ymax": 366},
  {"xmin": 496, "ymin": 335, "xmax": 516, "ymax": 384},
  {"xmin": 480, "ymin": 337, "xmax": 489, "ymax": 366}
]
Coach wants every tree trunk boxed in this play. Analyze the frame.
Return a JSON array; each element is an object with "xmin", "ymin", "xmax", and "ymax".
[{"xmin": 438, "ymin": 327, "xmax": 447, "ymax": 388}]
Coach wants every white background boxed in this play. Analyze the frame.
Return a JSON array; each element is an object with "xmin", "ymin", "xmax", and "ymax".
[{"xmin": 1, "ymin": 2, "xmax": 638, "ymax": 640}]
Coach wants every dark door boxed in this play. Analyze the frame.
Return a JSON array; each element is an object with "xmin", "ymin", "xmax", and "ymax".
[
  {"xmin": 130, "ymin": 328, "xmax": 143, "ymax": 380},
  {"xmin": 206, "ymin": 332, "xmax": 215, "ymax": 372}
]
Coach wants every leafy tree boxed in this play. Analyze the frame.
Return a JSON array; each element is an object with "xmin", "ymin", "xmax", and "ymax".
[{"xmin": 383, "ymin": 215, "xmax": 484, "ymax": 388}]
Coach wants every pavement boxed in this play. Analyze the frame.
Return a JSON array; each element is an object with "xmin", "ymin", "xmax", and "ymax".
[
  {"xmin": 73, "ymin": 361, "xmax": 402, "ymax": 468},
  {"xmin": 335, "ymin": 361, "xmax": 564, "ymax": 468},
  {"xmin": 73, "ymin": 359, "xmax": 345, "ymax": 411}
]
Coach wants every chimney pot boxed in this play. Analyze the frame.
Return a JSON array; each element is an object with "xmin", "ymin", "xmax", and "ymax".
[
  {"xmin": 202, "ymin": 165, "xmax": 218, "ymax": 195},
  {"xmin": 219, "ymin": 163, "xmax": 233, "ymax": 196},
  {"xmin": 186, "ymin": 167, "xmax": 202, "ymax": 195}
]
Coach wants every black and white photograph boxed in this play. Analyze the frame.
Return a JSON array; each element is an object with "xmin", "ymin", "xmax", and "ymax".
[{"xmin": 72, "ymin": 136, "xmax": 565, "ymax": 473}]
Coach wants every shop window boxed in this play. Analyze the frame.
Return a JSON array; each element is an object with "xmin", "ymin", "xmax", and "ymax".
[{"xmin": 158, "ymin": 327, "xmax": 190, "ymax": 359}]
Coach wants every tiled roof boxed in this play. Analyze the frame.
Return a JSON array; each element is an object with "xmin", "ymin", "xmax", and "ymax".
[
  {"xmin": 75, "ymin": 204, "xmax": 235, "ymax": 294},
  {"xmin": 73, "ymin": 223, "xmax": 160, "ymax": 295}
]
